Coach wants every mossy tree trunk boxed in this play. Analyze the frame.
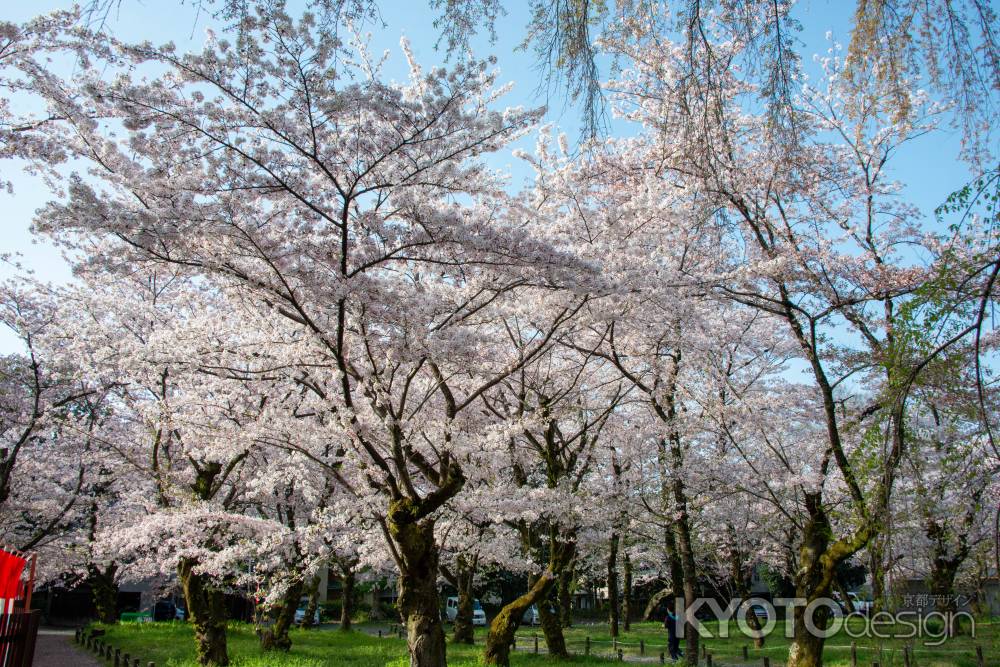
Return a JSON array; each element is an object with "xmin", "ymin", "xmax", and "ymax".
[
  {"xmin": 537, "ymin": 582, "xmax": 568, "ymax": 657},
  {"xmin": 483, "ymin": 537, "xmax": 575, "ymax": 667},
  {"xmin": 786, "ymin": 495, "xmax": 871, "ymax": 667},
  {"xmin": 259, "ymin": 578, "xmax": 304, "ymax": 651},
  {"xmin": 178, "ymin": 557, "xmax": 229, "ymax": 667},
  {"xmin": 388, "ymin": 493, "xmax": 456, "ymax": 667}
]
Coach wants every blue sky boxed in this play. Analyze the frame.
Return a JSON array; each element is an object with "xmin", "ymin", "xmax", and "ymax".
[{"xmin": 0, "ymin": 0, "xmax": 978, "ymax": 353}]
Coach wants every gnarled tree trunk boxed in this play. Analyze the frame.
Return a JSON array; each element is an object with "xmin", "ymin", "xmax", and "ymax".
[
  {"xmin": 389, "ymin": 500, "xmax": 447, "ymax": 667},
  {"xmin": 483, "ymin": 539, "xmax": 575, "ymax": 666},
  {"xmin": 259, "ymin": 578, "xmax": 304, "ymax": 651},
  {"xmin": 538, "ymin": 583, "xmax": 568, "ymax": 657},
  {"xmin": 178, "ymin": 557, "xmax": 229, "ymax": 666}
]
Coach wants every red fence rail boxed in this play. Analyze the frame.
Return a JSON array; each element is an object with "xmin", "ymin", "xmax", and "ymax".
[{"xmin": 0, "ymin": 547, "xmax": 37, "ymax": 667}]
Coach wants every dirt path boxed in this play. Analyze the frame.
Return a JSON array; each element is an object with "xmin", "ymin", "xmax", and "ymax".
[{"xmin": 32, "ymin": 628, "xmax": 101, "ymax": 667}]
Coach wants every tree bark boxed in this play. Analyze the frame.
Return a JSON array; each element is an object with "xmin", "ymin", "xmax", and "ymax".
[
  {"xmin": 452, "ymin": 556, "xmax": 475, "ymax": 644},
  {"xmin": 785, "ymin": 495, "xmax": 869, "ymax": 667},
  {"xmin": 669, "ymin": 437, "xmax": 700, "ymax": 667},
  {"xmin": 300, "ymin": 573, "xmax": 322, "ymax": 629},
  {"xmin": 538, "ymin": 582, "xmax": 568, "ymax": 657},
  {"xmin": 622, "ymin": 550, "xmax": 632, "ymax": 632},
  {"xmin": 558, "ymin": 562, "xmax": 573, "ymax": 628},
  {"xmin": 389, "ymin": 500, "xmax": 447, "ymax": 667},
  {"xmin": 259, "ymin": 578, "xmax": 304, "ymax": 651},
  {"xmin": 928, "ymin": 526, "xmax": 964, "ymax": 636},
  {"xmin": 178, "ymin": 557, "xmax": 229, "ymax": 666},
  {"xmin": 88, "ymin": 563, "xmax": 118, "ymax": 625},
  {"xmin": 483, "ymin": 539, "xmax": 574, "ymax": 666},
  {"xmin": 339, "ymin": 564, "xmax": 355, "ymax": 631},
  {"xmin": 607, "ymin": 532, "xmax": 620, "ymax": 638}
]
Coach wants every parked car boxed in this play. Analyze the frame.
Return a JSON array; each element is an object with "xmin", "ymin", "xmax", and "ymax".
[
  {"xmin": 521, "ymin": 605, "xmax": 539, "ymax": 626},
  {"xmin": 175, "ymin": 601, "xmax": 187, "ymax": 621},
  {"xmin": 833, "ymin": 591, "xmax": 873, "ymax": 615},
  {"xmin": 445, "ymin": 597, "xmax": 487, "ymax": 626},
  {"xmin": 294, "ymin": 599, "xmax": 321, "ymax": 625},
  {"xmin": 749, "ymin": 604, "xmax": 768, "ymax": 619}
]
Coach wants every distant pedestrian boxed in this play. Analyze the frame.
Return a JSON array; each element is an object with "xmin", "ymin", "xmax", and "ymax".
[{"xmin": 664, "ymin": 609, "xmax": 683, "ymax": 661}]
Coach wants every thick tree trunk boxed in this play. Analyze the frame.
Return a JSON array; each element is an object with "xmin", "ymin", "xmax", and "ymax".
[
  {"xmin": 558, "ymin": 563, "xmax": 573, "ymax": 628},
  {"xmin": 389, "ymin": 501, "xmax": 447, "ymax": 667},
  {"xmin": 178, "ymin": 558, "xmax": 229, "ymax": 666},
  {"xmin": 929, "ymin": 554, "xmax": 962, "ymax": 636},
  {"xmin": 785, "ymin": 495, "xmax": 868, "ymax": 667},
  {"xmin": 88, "ymin": 563, "xmax": 119, "ymax": 625},
  {"xmin": 259, "ymin": 578, "xmax": 304, "ymax": 651},
  {"xmin": 538, "ymin": 583, "xmax": 568, "ymax": 657},
  {"xmin": 788, "ymin": 617, "xmax": 826, "ymax": 667},
  {"xmin": 483, "ymin": 575, "xmax": 547, "ymax": 666},
  {"xmin": 452, "ymin": 556, "xmax": 475, "ymax": 644},
  {"xmin": 607, "ymin": 532, "xmax": 620, "ymax": 637},
  {"xmin": 868, "ymin": 530, "xmax": 887, "ymax": 612},
  {"xmin": 669, "ymin": 442, "xmax": 700, "ymax": 667},
  {"xmin": 484, "ymin": 539, "xmax": 575, "ymax": 667},
  {"xmin": 300, "ymin": 573, "xmax": 322, "ymax": 629},
  {"xmin": 340, "ymin": 565, "xmax": 355, "ymax": 631},
  {"xmin": 622, "ymin": 550, "xmax": 632, "ymax": 632}
]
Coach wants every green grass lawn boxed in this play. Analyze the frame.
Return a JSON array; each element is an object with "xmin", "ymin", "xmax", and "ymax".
[
  {"xmin": 503, "ymin": 619, "xmax": 997, "ymax": 667},
  {"xmin": 88, "ymin": 619, "xmax": 996, "ymax": 666}
]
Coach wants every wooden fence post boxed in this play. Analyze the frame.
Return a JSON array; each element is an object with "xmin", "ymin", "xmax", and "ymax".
[
  {"xmin": 902, "ymin": 645, "xmax": 911, "ymax": 667},
  {"xmin": 585, "ymin": 636, "xmax": 590, "ymax": 656},
  {"xmin": 640, "ymin": 639, "xmax": 645, "ymax": 655},
  {"xmin": 743, "ymin": 645, "xmax": 749, "ymax": 660},
  {"xmin": 115, "ymin": 647, "xmax": 121, "ymax": 666},
  {"xmin": 763, "ymin": 657, "xmax": 770, "ymax": 667},
  {"xmin": 851, "ymin": 641, "xmax": 857, "ymax": 667},
  {"xmin": 660, "ymin": 651, "xmax": 665, "ymax": 664},
  {"xmin": 707, "ymin": 652, "xmax": 713, "ymax": 667},
  {"xmin": 618, "ymin": 649, "xmax": 624, "ymax": 661},
  {"xmin": 976, "ymin": 645, "xmax": 985, "ymax": 667},
  {"xmin": 534, "ymin": 634, "xmax": 538, "ymax": 653}
]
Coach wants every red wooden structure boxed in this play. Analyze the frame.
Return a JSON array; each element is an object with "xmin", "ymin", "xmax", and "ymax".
[{"xmin": 0, "ymin": 546, "xmax": 38, "ymax": 667}]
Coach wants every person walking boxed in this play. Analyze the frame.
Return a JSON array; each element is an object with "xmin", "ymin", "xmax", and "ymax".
[{"xmin": 664, "ymin": 608, "xmax": 683, "ymax": 661}]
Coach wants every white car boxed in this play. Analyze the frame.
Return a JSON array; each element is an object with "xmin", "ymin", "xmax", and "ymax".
[
  {"xmin": 833, "ymin": 591, "xmax": 872, "ymax": 616},
  {"xmin": 445, "ymin": 596, "xmax": 487, "ymax": 626},
  {"xmin": 294, "ymin": 603, "xmax": 321, "ymax": 625}
]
